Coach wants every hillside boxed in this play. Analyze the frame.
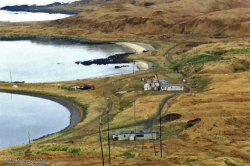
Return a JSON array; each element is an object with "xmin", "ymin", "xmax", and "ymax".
[
  {"xmin": 1, "ymin": 0, "xmax": 249, "ymax": 39},
  {"xmin": 45, "ymin": 0, "xmax": 250, "ymax": 37},
  {"xmin": 0, "ymin": 0, "xmax": 249, "ymax": 165}
]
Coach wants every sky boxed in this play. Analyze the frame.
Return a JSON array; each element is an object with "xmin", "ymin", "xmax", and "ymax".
[{"xmin": 0, "ymin": 0, "xmax": 80, "ymax": 8}]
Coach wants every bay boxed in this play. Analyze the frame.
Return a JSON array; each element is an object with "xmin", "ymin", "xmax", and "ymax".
[
  {"xmin": 0, "ymin": 92, "xmax": 70, "ymax": 148},
  {"xmin": 0, "ymin": 39, "xmax": 136, "ymax": 83}
]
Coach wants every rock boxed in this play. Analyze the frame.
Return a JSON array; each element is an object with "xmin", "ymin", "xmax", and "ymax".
[
  {"xmin": 144, "ymin": 3, "xmax": 155, "ymax": 7},
  {"xmin": 162, "ymin": 114, "xmax": 182, "ymax": 122},
  {"xmin": 187, "ymin": 118, "xmax": 201, "ymax": 127},
  {"xmin": 79, "ymin": 52, "xmax": 134, "ymax": 66}
]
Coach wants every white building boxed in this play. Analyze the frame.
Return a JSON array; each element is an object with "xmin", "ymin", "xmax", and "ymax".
[
  {"xmin": 113, "ymin": 130, "xmax": 157, "ymax": 141},
  {"xmin": 144, "ymin": 81, "xmax": 160, "ymax": 91},
  {"xmin": 143, "ymin": 79, "xmax": 184, "ymax": 91}
]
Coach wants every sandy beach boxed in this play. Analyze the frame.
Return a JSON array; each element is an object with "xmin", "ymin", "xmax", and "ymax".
[
  {"xmin": 134, "ymin": 60, "xmax": 153, "ymax": 70},
  {"xmin": 117, "ymin": 42, "xmax": 155, "ymax": 70},
  {"xmin": 116, "ymin": 42, "xmax": 155, "ymax": 53}
]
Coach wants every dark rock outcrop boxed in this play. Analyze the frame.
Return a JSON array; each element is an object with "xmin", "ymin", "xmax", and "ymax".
[
  {"xmin": 162, "ymin": 113, "xmax": 182, "ymax": 122},
  {"xmin": 77, "ymin": 52, "xmax": 135, "ymax": 66},
  {"xmin": 187, "ymin": 118, "xmax": 201, "ymax": 127},
  {"xmin": 1, "ymin": 2, "xmax": 81, "ymax": 15}
]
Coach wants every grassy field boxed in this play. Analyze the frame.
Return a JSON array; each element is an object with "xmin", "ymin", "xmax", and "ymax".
[
  {"xmin": 0, "ymin": 0, "xmax": 249, "ymax": 165},
  {"xmin": 0, "ymin": 38, "xmax": 249, "ymax": 165}
]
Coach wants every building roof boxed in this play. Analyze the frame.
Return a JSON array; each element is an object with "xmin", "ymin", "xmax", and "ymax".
[
  {"xmin": 144, "ymin": 79, "xmax": 183, "ymax": 87},
  {"xmin": 113, "ymin": 130, "xmax": 158, "ymax": 135}
]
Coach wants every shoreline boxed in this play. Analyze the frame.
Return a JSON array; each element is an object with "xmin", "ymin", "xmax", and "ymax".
[
  {"xmin": 0, "ymin": 36, "xmax": 113, "ymax": 45},
  {"xmin": 116, "ymin": 42, "xmax": 155, "ymax": 53},
  {"xmin": 1, "ymin": 2, "xmax": 81, "ymax": 15},
  {"xmin": 0, "ymin": 36, "xmax": 155, "ymax": 81},
  {"xmin": 0, "ymin": 90, "xmax": 83, "ymax": 140},
  {"xmin": 116, "ymin": 42, "xmax": 155, "ymax": 70}
]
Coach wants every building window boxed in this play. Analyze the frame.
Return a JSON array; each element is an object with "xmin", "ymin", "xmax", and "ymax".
[
  {"xmin": 137, "ymin": 135, "xmax": 144, "ymax": 137},
  {"xmin": 124, "ymin": 135, "xmax": 126, "ymax": 138}
]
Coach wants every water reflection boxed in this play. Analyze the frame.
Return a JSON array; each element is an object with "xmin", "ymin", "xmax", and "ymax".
[
  {"xmin": 0, "ymin": 39, "xmax": 136, "ymax": 83},
  {"xmin": 0, "ymin": 92, "xmax": 70, "ymax": 148}
]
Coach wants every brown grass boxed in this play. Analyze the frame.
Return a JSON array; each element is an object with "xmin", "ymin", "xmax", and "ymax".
[{"xmin": 0, "ymin": 0, "xmax": 249, "ymax": 165}]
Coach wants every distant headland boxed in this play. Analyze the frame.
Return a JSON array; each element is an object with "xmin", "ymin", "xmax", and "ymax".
[{"xmin": 1, "ymin": 2, "xmax": 81, "ymax": 14}]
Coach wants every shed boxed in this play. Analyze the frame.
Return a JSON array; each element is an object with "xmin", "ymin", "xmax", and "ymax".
[{"xmin": 113, "ymin": 130, "xmax": 157, "ymax": 141}]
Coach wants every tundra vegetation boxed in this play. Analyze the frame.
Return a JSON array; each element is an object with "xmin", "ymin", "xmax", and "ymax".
[{"xmin": 0, "ymin": 0, "xmax": 249, "ymax": 165}]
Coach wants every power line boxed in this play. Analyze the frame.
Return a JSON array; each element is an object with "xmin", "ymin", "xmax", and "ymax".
[
  {"xmin": 99, "ymin": 117, "xmax": 105, "ymax": 166},
  {"xmin": 106, "ymin": 108, "xmax": 111, "ymax": 165}
]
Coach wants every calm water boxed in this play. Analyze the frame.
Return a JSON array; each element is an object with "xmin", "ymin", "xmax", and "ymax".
[
  {"xmin": 0, "ymin": 92, "xmax": 70, "ymax": 148},
  {"xmin": 0, "ymin": 40, "xmax": 135, "ymax": 83},
  {"xmin": 0, "ymin": 10, "xmax": 72, "ymax": 22},
  {"xmin": 0, "ymin": 0, "xmax": 79, "ymax": 7},
  {"xmin": 0, "ymin": 0, "xmax": 80, "ymax": 22}
]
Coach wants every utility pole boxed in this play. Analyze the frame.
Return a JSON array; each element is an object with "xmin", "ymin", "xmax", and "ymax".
[
  {"xmin": 155, "ymin": 71, "xmax": 160, "ymax": 90},
  {"xmin": 160, "ymin": 110, "xmax": 162, "ymax": 158},
  {"xmin": 99, "ymin": 117, "xmax": 105, "ymax": 166},
  {"xmin": 133, "ymin": 61, "xmax": 135, "ymax": 74},
  {"xmin": 134, "ymin": 99, "xmax": 137, "ymax": 145},
  {"xmin": 28, "ymin": 131, "xmax": 31, "ymax": 147},
  {"xmin": 148, "ymin": 115, "xmax": 157, "ymax": 156},
  {"xmin": 10, "ymin": 71, "xmax": 12, "ymax": 83},
  {"xmin": 106, "ymin": 108, "xmax": 111, "ymax": 165}
]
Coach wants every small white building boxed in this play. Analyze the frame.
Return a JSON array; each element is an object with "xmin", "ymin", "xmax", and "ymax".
[
  {"xmin": 160, "ymin": 84, "xmax": 184, "ymax": 91},
  {"xmin": 144, "ymin": 81, "xmax": 160, "ymax": 91},
  {"xmin": 143, "ymin": 79, "xmax": 184, "ymax": 91},
  {"xmin": 113, "ymin": 130, "xmax": 157, "ymax": 141}
]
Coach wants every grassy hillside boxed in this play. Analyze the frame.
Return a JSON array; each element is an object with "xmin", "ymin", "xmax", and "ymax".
[
  {"xmin": 0, "ymin": 0, "xmax": 249, "ymax": 39},
  {"xmin": 48, "ymin": 0, "xmax": 250, "ymax": 36},
  {"xmin": 0, "ymin": 0, "xmax": 249, "ymax": 165}
]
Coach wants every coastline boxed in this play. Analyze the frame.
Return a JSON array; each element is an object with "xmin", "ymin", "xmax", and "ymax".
[
  {"xmin": 0, "ymin": 2, "xmax": 81, "ymax": 15},
  {"xmin": 0, "ymin": 90, "xmax": 83, "ymax": 131},
  {"xmin": 0, "ymin": 36, "xmax": 113, "ymax": 45},
  {"xmin": 117, "ymin": 42, "xmax": 155, "ymax": 70},
  {"xmin": 0, "ymin": 36, "xmax": 155, "ymax": 80},
  {"xmin": 116, "ymin": 42, "xmax": 155, "ymax": 53}
]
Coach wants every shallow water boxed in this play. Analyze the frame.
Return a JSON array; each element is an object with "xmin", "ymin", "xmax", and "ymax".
[
  {"xmin": 0, "ymin": 92, "xmax": 70, "ymax": 148},
  {"xmin": 0, "ymin": 39, "xmax": 136, "ymax": 83}
]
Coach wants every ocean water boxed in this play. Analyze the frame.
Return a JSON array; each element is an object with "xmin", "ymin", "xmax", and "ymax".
[
  {"xmin": 0, "ymin": 92, "xmax": 70, "ymax": 148},
  {"xmin": 0, "ymin": 10, "xmax": 72, "ymax": 22},
  {"xmin": 0, "ymin": 0, "xmax": 80, "ymax": 22},
  {"xmin": 0, "ymin": 39, "xmax": 136, "ymax": 83},
  {"xmin": 0, "ymin": 0, "xmax": 80, "ymax": 8}
]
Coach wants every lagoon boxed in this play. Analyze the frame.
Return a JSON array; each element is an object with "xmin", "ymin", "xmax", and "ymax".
[{"xmin": 0, "ymin": 92, "xmax": 71, "ymax": 148}]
